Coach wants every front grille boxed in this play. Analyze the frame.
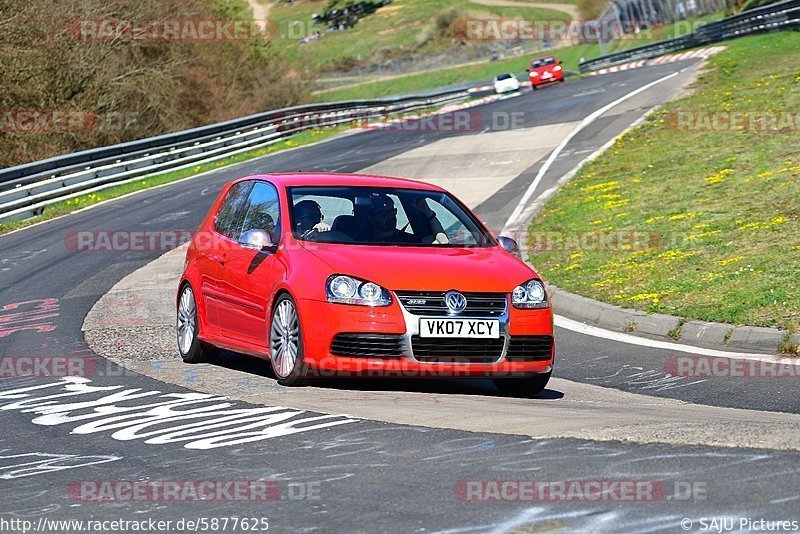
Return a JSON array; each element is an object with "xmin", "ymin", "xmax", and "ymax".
[
  {"xmin": 331, "ymin": 333, "xmax": 405, "ymax": 357},
  {"xmin": 506, "ymin": 335, "xmax": 553, "ymax": 361},
  {"xmin": 395, "ymin": 291, "xmax": 506, "ymax": 317},
  {"xmin": 411, "ymin": 336, "xmax": 505, "ymax": 363}
]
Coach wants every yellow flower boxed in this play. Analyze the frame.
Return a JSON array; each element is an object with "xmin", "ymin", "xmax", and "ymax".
[
  {"xmin": 629, "ymin": 292, "xmax": 661, "ymax": 302},
  {"xmin": 717, "ymin": 256, "xmax": 743, "ymax": 266},
  {"xmin": 704, "ymin": 169, "xmax": 733, "ymax": 184},
  {"xmin": 738, "ymin": 217, "xmax": 789, "ymax": 231},
  {"xmin": 684, "ymin": 230, "xmax": 721, "ymax": 241},
  {"xmin": 582, "ymin": 181, "xmax": 618, "ymax": 192},
  {"xmin": 668, "ymin": 212, "xmax": 695, "ymax": 221}
]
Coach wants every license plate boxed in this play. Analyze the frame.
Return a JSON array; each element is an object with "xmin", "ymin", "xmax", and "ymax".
[
  {"xmin": 419, "ymin": 318, "xmax": 500, "ymax": 339},
  {"xmin": 542, "ymin": 71, "xmax": 552, "ymax": 79}
]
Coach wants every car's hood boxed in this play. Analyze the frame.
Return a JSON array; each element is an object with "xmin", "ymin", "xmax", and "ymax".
[{"xmin": 300, "ymin": 243, "xmax": 537, "ymax": 292}]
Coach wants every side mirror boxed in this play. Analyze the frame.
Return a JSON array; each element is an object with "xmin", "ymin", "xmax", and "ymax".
[
  {"xmin": 525, "ymin": 68, "xmax": 530, "ymax": 72},
  {"xmin": 239, "ymin": 229, "xmax": 277, "ymax": 252},
  {"xmin": 498, "ymin": 235, "xmax": 520, "ymax": 258}
]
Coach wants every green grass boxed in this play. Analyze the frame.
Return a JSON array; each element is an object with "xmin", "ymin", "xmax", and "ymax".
[
  {"xmin": 317, "ymin": 43, "xmax": 598, "ymax": 101},
  {"xmin": 0, "ymin": 128, "xmax": 346, "ymax": 236},
  {"xmin": 311, "ymin": 8, "xmax": 726, "ymax": 101},
  {"xmin": 526, "ymin": 31, "xmax": 800, "ymax": 329},
  {"xmin": 269, "ymin": 0, "xmax": 572, "ymax": 70}
]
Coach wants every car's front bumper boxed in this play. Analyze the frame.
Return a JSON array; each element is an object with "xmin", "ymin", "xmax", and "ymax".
[
  {"xmin": 530, "ymin": 70, "xmax": 564, "ymax": 86},
  {"xmin": 297, "ymin": 296, "xmax": 554, "ymax": 378}
]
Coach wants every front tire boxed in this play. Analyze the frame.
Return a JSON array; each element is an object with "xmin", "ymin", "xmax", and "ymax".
[
  {"xmin": 177, "ymin": 284, "xmax": 219, "ymax": 364},
  {"xmin": 493, "ymin": 371, "xmax": 551, "ymax": 398},
  {"xmin": 269, "ymin": 294, "xmax": 309, "ymax": 386}
]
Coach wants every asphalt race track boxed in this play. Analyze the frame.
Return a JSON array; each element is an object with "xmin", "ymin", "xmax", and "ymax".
[{"xmin": 2, "ymin": 60, "xmax": 800, "ymax": 533}]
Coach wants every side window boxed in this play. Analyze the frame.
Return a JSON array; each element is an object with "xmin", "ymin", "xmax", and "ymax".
[
  {"xmin": 424, "ymin": 197, "xmax": 479, "ymax": 245},
  {"xmin": 388, "ymin": 194, "xmax": 410, "ymax": 233},
  {"xmin": 215, "ymin": 181, "xmax": 253, "ymax": 239},
  {"xmin": 240, "ymin": 182, "xmax": 281, "ymax": 241}
]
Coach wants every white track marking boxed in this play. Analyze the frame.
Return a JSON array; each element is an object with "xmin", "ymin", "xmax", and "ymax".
[
  {"xmin": 555, "ymin": 315, "xmax": 795, "ymax": 363},
  {"xmin": 503, "ymin": 71, "xmax": 679, "ymax": 232}
]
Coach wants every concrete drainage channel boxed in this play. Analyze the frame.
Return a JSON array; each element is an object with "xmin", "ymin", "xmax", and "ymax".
[{"xmin": 549, "ymin": 285, "xmax": 798, "ymax": 354}]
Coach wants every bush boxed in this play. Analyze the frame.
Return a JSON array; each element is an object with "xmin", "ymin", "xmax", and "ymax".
[{"xmin": 0, "ymin": 0, "xmax": 311, "ymax": 168}]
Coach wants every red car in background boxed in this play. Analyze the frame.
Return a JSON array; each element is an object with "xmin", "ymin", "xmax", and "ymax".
[
  {"xmin": 177, "ymin": 173, "xmax": 555, "ymax": 396},
  {"xmin": 528, "ymin": 55, "xmax": 564, "ymax": 89}
]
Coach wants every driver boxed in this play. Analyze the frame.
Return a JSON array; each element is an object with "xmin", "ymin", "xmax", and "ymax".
[
  {"xmin": 358, "ymin": 194, "xmax": 415, "ymax": 243},
  {"xmin": 294, "ymin": 200, "xmax": 331, "ymax": 238}
]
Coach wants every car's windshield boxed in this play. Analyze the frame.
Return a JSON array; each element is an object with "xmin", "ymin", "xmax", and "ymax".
[
  {"xmin": 288, "ymin": 186, "xmax": 496, "ymax": 247},
  {"xmin": 496, "ymin": 73, "xmax": 513, "ymax": 81},
  {"xmin": 531, "ymin": 57, "xmax": 556, "ymax": 68}
]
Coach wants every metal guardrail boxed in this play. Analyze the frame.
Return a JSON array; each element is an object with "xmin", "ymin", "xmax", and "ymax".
[
  {"xmin": 0, "ymin": 88, "xmax": 479, "ymax": 223},
  {"xmin": 579, "ymin": 0, "xmax": 800, "ymax": 72}
]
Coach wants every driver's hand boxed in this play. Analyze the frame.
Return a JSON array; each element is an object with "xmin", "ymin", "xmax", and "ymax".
[{"xmin": 313, "ymin": 222, "xmax": 331, "ymax": 233}]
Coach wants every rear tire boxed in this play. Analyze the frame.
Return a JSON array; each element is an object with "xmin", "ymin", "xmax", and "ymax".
[
  {"xmin": 493, "ymin": 371, "xmax": 551, "ymax": 398},
  {"xmin": 269, "ymin": 294, "xmax": 310, "ymax": 387},
  {"xmin": 177, "ymin": 284, "xmax": 219, "ymax": 364}
]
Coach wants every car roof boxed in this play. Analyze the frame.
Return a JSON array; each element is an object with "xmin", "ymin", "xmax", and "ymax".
[{"xmin": 232, "ymin": 172, "xmax": 447, "ymax": 191}]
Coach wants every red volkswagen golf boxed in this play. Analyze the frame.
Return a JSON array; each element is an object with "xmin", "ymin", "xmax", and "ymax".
[
  {"xmin": 177, "ymin": 173, "xmax": 554, "ymax": 396},
  {"xmin": 528, "ymin": 55, "xmax": 564, "ymax": 89}
]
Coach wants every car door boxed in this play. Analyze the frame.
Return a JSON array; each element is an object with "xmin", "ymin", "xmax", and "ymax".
[
  {"xmin": 200, "ymin": 180, "xmax": 253, "ymax": 335},
  {"xmin": 216, "ymin": 180, "xmax": 284, "ymax": 350}
]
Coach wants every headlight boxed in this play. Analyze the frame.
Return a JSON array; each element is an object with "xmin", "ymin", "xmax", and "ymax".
[
  {"xmin": 530, "ymin": 71, "xmax": 539, "ymax": 77},
  {"xmin": 326, "ymin": 275, "xmax": 391, "ymax": 306},
  {"xmin": 553, "ymin": 65, "xmax": 562, "ymax": 71},
  {"xmin": 512, "ymin": 279, "xmax": 549, "ymax": 309}
]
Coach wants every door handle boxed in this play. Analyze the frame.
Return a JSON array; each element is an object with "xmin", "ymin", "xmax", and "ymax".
[{"xmin": 210, "ymin": 253, "xmax": 227, "ymax": 266}]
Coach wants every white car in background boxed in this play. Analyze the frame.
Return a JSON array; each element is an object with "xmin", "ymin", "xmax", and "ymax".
[{"xmin": 493, "ymin": 73, "xmax": 520, "ymax": 94}]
